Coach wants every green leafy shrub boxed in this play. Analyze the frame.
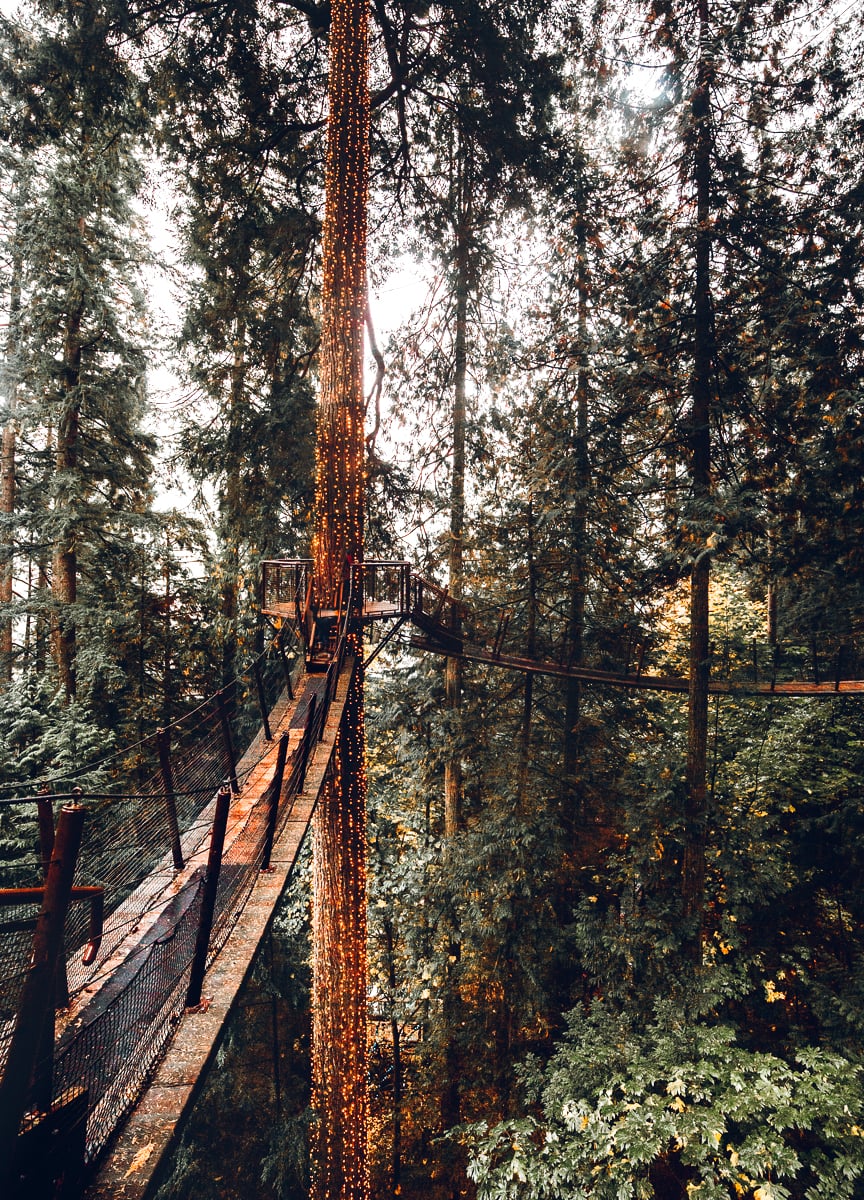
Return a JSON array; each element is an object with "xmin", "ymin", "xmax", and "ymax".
[{"xmin": 463, "ymin": 1002, "xmax": 864, "ymax": 1200}]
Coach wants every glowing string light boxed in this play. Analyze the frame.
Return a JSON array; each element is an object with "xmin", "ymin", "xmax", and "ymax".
[{"xmin": 311, "ymin": 0, "xmax": 370, "ymax": 1197}]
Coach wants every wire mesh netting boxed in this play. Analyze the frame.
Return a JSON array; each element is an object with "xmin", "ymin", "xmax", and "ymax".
[
  {"xmin": 53, "ymin": 875, "xmax": 205, "ymax": 1161},
  {"xmin": 0, "ymin": 631, "xmax": 355, "ymax": 1168}
]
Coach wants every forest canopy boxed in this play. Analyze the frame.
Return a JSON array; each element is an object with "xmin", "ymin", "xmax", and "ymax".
[{"xmin": 2, "ymin": 0, "xmax": 864, "ymax": 1197}]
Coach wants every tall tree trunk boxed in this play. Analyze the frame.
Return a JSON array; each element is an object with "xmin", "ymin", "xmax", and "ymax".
[
  {"xmin": 444, "ymin": 198, "xmax": 469, "ymax": 838},
  {"xmin": 0, "ymin": 237, "xmax": 21, "ymax": 682},
  {"xmin": 383, "ymin": 916, "xmax": 403, "ymax": 1198},
  {"xmin": 163, "ymin": 547, "xmax": 172, "ymax": 724},
  {"xmin": 518, "ymin": 478, "xmax": 537, "ymax": 807},
  {"xmin": 441, "ymin": 156, "xmax": 473, "ymax": 1171},
  {"xmin": 36, "ymin": 545, "xmax": 49, "ymax": 675},
  {"xmin": 35, "ymin": 423, "xmax": 53, "ymax": 677},
  {"xmin": 682, "ymin": 0, "xmax": 714, "ymax": 935},
  {"xmin": 52, "ymin": 307, "xmax": 83, "ymax": 699},
  {"xmin": 221, "ymin": 316, "xmax": 246, "ymax": 692},
  {"xmin": 563, "ymin": 208, "xmax": 589, "ymax": 807},
  {"xmin": 311, "ymin": 0, "xmax": 369, "ymax": 1196}
]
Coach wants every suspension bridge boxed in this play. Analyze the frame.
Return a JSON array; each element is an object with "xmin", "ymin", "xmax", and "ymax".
[{"xmin": 1, "ymin": 559, "xmax": 863, "ymax": 1199}]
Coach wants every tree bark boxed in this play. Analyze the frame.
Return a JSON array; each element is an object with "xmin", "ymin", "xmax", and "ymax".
[
  {"xmin": 444, "ymin": 205, "xmax": 469, "ymax": 837},
  {"xmin": 312, "ymin": 664, "xmax": 368, "ymax": 1200},
  {"xmin": 518, "ymin": 479, "xmax": 537, "ymax": 807},
  {"xmin": 682, "ymin": 0, "xmax": 714, "ymax": 934},
  {"xmin": 312, "ymin": 0, "xmax": 368, "ymax": 600},
  {"xmin": 563, "ymin": 209, "xmax": 590, "ymax": 802},
  {"xmin": 0, "ymin": 235, "xmax": 21, "ymax": 683},
  {"xmin": 52, "ymin": 306, "xmax": 83, "ymax": 699},
  {"xmin": 220, "ymin": 315, "xmax": 246, "ymax": 692},
  {"xmin": 440, "ymin": 148, "xmax": 473, "ymax": 1169},
  {"xmin": 444, "ymin": 134, "xmax": 473, "ymax": 836},
  {"xmin": 36, "ymin": 518, "xmax": 50, "ymax": 677},
  {"xmin": 311, "ymin": 0, "xmax": 369, "ymax": 1196},
  {"xmin": 383, "ymin": 916, "xmax": 403, "ymax": 1197}
]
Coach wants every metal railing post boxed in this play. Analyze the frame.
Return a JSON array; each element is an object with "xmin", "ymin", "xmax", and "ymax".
[
  {"xmin": 277, "ymin": 628, "xmax": 295, "ymax": 700},
  {"xmin": 261, "ymin": 733, "xmax": 290, "ymax": 872},
  {"xmin": 0, "ymin": 803, "xmax": 86, "ymax": 1177},
  {"xmin": 35, "ymin": 786, "xmax": 70, "ymax": 1009},
  {"xmin": 156, "ymin": 728, "xmax": 184, "ymax": 871},
  {"xmin": 253, "ymin": 660, "xmax": 273, "ymax": 741},
  {"xmin": 636, "ymin": 644, "xmax": 646, "ymax": 679},
  {"xmin": 215, "ymin": 689, "xmax": 240, "ymax": 794},
  {"xmin": 835, "ymin": 645, "xmax": 845, "ymax": 692},
  {"xmin": 36, "ymin": 787, "xmax": 54, "ymax": 878},
  {"xmin": 186, "ymin": 783, "xmax": 231, "ymax": 1009},
  {"xmin": 811, "ymin": 635, "xmax": 820, "ymax": 686},
  {"xmin": 297, "ymin": 696, "xmax": 317, "ymax": 793}
]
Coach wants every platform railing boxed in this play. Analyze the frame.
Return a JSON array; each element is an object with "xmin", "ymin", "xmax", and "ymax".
[{"xmin": 261, "ymin": 560, "xmax": 412, "ymax": 621}]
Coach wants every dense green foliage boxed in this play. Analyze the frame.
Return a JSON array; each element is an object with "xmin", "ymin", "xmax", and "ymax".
[
  {"xmin": 464, "ymin": 1005, "xmax": 864, "ymax": 1200},
  {"xmin": 2, "ymin": 0, "xmax": 864, "ymax": 1196}
]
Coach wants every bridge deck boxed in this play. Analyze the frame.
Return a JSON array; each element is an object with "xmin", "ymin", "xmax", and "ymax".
[
  {"xmin": 84, "ymin": 659, "xmax": 355, "ymax": 1200},
  {"xmin": 52, "ymin": 687, "xmax": 300, "ymax": 1046},
  {"xmin": 260, "ymin": 561, "xmax": 864, "ymax": 698},
  {"xmin": 411, "ymin": 638, "xmax": 864, "ymax": 697},
  {"xmin": 264, "ymin": 599, "xmax": 404, "ymax": 623}
]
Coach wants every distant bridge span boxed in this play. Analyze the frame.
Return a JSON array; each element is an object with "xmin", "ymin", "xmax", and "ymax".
[{"xmin": 264, "ymin": 559, "xmax": 864, "ymax": 698}]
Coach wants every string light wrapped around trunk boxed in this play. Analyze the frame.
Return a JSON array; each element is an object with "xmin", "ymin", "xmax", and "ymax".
[{"xmin": 311, "ymin": 0, "xmax": 369, "ymax": 1197}]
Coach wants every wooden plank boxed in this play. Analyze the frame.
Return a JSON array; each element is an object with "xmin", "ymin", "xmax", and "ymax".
[
  {"xmin": 84, "ymin": 659, "xmax": 356, "ymax": 1200},
  {"xmin": 262, "ymin": 600, "xmax": 404, "ymax": 622}
]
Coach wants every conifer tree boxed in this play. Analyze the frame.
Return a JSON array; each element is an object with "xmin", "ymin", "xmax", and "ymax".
[
  {"xmin": 155, "ymin": 0, "xmax": 320, "ymax": 688},
  {"xmin": 4, "ymin": 0, "xmax": 156, "ymax": 701}
]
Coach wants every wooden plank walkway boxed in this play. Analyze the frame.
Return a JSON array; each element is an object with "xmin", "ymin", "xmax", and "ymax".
[
  {"xmin": 53, "ymin": 681, "xmax": 302, "ymax": 1042},
  {"xmin": 84, "ymin": 658, "xmax": 355, "ymax": 1200}
]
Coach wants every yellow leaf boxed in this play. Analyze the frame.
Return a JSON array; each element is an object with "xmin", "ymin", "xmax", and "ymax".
[{"xmin": 124, "ymin": 1143, "xmax": 155, "ymax": 1177}]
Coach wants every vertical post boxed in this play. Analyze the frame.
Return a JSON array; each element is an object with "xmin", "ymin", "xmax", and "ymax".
[
  {"xmin": 215, "ymin": 689, "xmax": 239, "ymax": 793},
  {"xmin": 0, "ymin": 803, "xmax": 85, "ymax": 1177},
  {"xmin": 51, "ymin": 785, "xmax": 76, "ymax": 1010},
  {"xmin": 278, "ymin": 629, "xmax": 295, "ymax": 700},
  {"xmin": 322, "ymin": 662, "xmax": 335, "ymax": 727},
  {"xmin": 261, "ymin": 733, "xmax": 290, "ymax": 872},
  {"xmin": 35, "ymin": 786, "xmax": 69, "ymax": 1030},
  {"xmin": 297, "ymin": 695, "xmax": 317, "ymax": 793},
  {"xmin": 636, "ymin": 643, "xmax": 646, "ymax": 679},
  {"xmin": 35, "ymin": 789, "xmax": 66, "ymax": 1098},
  {"xmin": 185, "ymin": 784, "xmax": 231, "ymax": 1009},
  {"xmin": 253, "ymin": 660, "xmax": 273, "ymax": 741},
  {"xmin": 36, "ymin": 787, "xmax": 54, "ymax": 878},
  {"xmin": 834, "ymin": 645, "xmax": 845, "ymax": 692},
  {"xmin": 156, "ymin": 728, "xmax": 184, "ymax": 871}
]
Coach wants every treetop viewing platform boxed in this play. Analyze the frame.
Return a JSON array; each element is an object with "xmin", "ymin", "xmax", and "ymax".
[{"xmin": 261, "ymin": 559, "xmax": 864, "ymax": 698}]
